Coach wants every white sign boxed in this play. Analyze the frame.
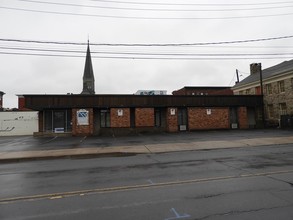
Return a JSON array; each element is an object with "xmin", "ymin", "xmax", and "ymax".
[
  {"xmin": 207, "ymin": 109, "xmax": 212, "ymax": 115},
  {"xmin": 170, "ymin": 108, "xmax": 176, "ymax": 115},
  {"xmin": 118, "ymin": 109, "xmax": 123, "ymax": 116},
  {"xmin": 77, "ymin": 109, "xmax": 89, "ymax": 125}
]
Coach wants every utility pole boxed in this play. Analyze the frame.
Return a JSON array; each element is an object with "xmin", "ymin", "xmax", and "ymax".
[
  {"xmin": 236, "ymin": 69, "xmax": 240, "ymax": 83},
  {"xmin": 259, "ymin": 63, "xmax": 266, "ymax": 128}
]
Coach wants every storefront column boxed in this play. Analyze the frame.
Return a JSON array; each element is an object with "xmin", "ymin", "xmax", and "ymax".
[
  {"xmin": 166, "ymin": 107, "xmax": 178, "ymax": 132},
  {"xmin": 72, "ymin": 108, "xmax": 94, "ymax": 136}
]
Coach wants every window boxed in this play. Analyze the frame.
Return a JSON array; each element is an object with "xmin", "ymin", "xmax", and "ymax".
[
  {"xmin": 278, "ymin": 80, "xmax": 285, "ymax": 93},
  {"xmin": 266, "ymin": 84, "xmax": 272, "ymax": 95},
  {"xmin": 255, "ymin": 86, "xmax": 260, "ymax": 95},
  {"xmin": 155, "ymin": 109, "xmax": 161, "ymax": 127},
  {"xmin": 267, "ymin": 104, "xmax": 274, "ymax": 118},
  {"xmin": 44, "ymin": 110, "xmax": 72, "ymax": 132},
  {"xmin": 100, "ymin": 109, "xmax": 110, "ymax": 128},
  {"xmin": 279, "ymin": 103, "xmax": 287, "ymax": 116},
  {"xmin": 245, "ymin": 89, "xmax": 250, "ymax": 95}
]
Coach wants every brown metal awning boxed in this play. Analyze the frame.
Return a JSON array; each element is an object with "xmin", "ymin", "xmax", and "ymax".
[{"xmin": 23, "ymin": 94, "xmax": 263, "ymax": 110}]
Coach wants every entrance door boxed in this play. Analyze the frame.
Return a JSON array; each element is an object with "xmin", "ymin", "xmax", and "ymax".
[
  {"xmin": 247, "ymin": 108, "xmax": 256, "ymax": 128},
  {"xmin": 44, "ymin": 110, "xmax": 71, "ymax": 133},
  {"xmin": 53, "ymin": 110, "xmax": 65, "ymax": 132},
  {"xmin": 178, "ymin": 108, "xmax": 188, "ymax": 131},
  {"xmin": 230, "ymin": 107, "xmax": 238, "ymax": 129}
]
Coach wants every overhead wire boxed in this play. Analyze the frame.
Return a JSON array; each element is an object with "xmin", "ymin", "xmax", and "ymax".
[
  {"xmin": 1, "ymin": 45, "xmax": 293, "ymax": 57},
  {"xmin": 1, "ymin": 51, "xmax": 292, "ymax": 60},
  {"xmin": 1, "ymin": 5, "xmax": 293, "ymax": 20},
  {"xmin": 1, "ymin": 35, "xmax": 293, "ymax": 46},
  {"xmin": 0, "ymin": 35, "xmax": 292, "ymax": 60},
  {"xmin": 88, "ymin": 0, "xmax": 293, "ymax": 6},
  {"xmin": 15, "ymin": 0, "xmax": 293, "ymax": 12}
]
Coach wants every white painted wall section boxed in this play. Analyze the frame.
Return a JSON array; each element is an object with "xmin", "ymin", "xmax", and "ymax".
[{"xmin": 0, "ymin": 111, "xmax": 38, "ymax": 136}]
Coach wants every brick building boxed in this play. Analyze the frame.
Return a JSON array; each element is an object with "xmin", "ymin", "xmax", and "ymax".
[
  {"xmin": 18, "ymin": 43, "xmax": 263, "ymax": 136},
  {"xmin": 232, "ymin": 60, "xmax": 293, "ymax": 126},
  {"xmin": 172, "ymin": 86, "xmax": 233, "ymax": 96},
  {"xmin": 22, "ymin": 94, "xmax": 262, "ymax": 136}
]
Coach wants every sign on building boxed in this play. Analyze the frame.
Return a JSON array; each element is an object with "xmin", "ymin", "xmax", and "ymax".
[{"xmin": 77, "ymin": 109, "xmax": 89, "ymax": 125}]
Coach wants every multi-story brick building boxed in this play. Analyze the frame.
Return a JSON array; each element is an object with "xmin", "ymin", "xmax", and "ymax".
[{"xmin": 232, "ymin": 60, "xmax": 293, "ymax": 126}]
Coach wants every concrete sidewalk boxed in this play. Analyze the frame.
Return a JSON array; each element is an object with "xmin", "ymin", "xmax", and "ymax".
[{"xmin": 1, "ymin": 134, "xmax": 293, "ymax": 163}]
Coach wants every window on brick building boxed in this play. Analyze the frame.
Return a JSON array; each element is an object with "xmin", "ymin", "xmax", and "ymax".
[
  {"xmin": 255, "ymin": 86, "xmax": 260, "ymax": 95},
  {"xmin": 267, "ymin": 104, "xmax": 274, "ymax": 118},
  {"xmin": 100, "ymin": 109, "xmax": 110, "ymax": 128},
  {"xmin": 278, "ymin": 80, "xmax": 285, "ymax": 93},
  {"xmin": 265, "ymin": 84, "xmax": 272, "ymax": 95},
  {"xmin": 279, "ymin": 103, "xmax": 287, "ymax": 116}
]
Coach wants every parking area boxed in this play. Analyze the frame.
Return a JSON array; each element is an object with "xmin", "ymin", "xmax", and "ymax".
[{"xmin": 0, "ymin": 129, "xmax": 292, "ymax": 153}]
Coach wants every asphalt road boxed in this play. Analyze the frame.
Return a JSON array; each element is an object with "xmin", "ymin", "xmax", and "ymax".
[{"xmin": 1, "ymin": 144, "xmax": 293, "ymax": 219}]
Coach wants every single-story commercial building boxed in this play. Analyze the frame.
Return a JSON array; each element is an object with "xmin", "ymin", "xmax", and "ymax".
[{"xmin": 20, "ymin": 94, "xmax": 263, "ymax": 136}]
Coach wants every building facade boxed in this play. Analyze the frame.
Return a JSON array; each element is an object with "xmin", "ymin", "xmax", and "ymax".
[
  {"xmin": 232, "ymin": 61, "xmax": 293, "ymax": 126},
  {"xmin": 21, "ymin": 94, "xmax": 262, "ymax": 136}
]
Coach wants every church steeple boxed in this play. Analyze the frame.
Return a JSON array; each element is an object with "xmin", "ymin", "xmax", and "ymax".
[{"xmin": 81, "ymin": 41, "xmax": 95, "ymax": 94}]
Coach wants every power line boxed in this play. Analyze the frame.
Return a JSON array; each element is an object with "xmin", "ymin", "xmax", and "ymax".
[
  {"xmin": 1, "ymin": 35, "xmax": 293, "ymax": 46},
  {"xmin": 16, "ymin": 0, "xmax": 293, "ymax": 12},
  {"xmin": 1, "ymin": 45, "xmax": 293, "ymax": 56},
  {"xmin": 1, "ymin": 5, "xmax": 293, "ymax": 20},
  {"xmin": 89, "ymin": 0, "xmax": 293, "ymax": 6},
  {"xmin": 1, "ymin": 51, "xmax": 292, "ymax": 60}
]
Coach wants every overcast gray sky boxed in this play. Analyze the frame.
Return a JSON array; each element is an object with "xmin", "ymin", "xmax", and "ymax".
[{"xmin": 1, "ymin": 0, "xmax": 293, "ymax": 108}]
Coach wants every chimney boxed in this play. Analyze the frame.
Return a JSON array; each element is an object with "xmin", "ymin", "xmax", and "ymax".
[{"xmin": 250, "ymin": 63, "xmax": 261, "ymax": 75}]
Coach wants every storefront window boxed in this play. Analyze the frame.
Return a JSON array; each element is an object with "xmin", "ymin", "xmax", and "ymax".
[{"xmin": 100, "ymin": 109, "xmax": 110, "ymax": 128}]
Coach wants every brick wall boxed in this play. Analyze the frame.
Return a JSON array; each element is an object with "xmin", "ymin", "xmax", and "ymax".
[
  {"xmin": 110, "ymin": 108, "xmax": 130, "ymax": 127},
  {"xmin": 18, "ymin": 96, "xmax": 31, "ymax": 111},
  {"xmin": 135, "ymin": 108, "xmax": 154, "ymax": 127},
  {"xmin": 188, "ymin": 107, "xmax": 230, "ymax": 130},
  {"xmin": 72, "ymin": 108, "xmax": 94, "ymax": 136},
  {"xmin": 238, "ymin": 107, "xmax": 249, "ymax": 129},
  {"xmin": 166, "ymin": 108, "xmax": 178, "ymax": 132}
]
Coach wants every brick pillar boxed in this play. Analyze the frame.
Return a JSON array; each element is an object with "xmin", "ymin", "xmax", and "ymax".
[
  {"xmin": 167, "ymin": 107, "xmax": 178, "ymax": 132},
  {"xmin": 238, "ymin": 107, "xmax": 249, "ymax": 129},
  {"xmin": 72, "ymin": 108, "xmax": 94, "ymax": 136}
]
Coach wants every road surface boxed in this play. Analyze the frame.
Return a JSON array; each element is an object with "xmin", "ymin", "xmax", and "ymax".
[{"xmin": 1, "ymin": 143, "xmax": 293, "ymax": 219}]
